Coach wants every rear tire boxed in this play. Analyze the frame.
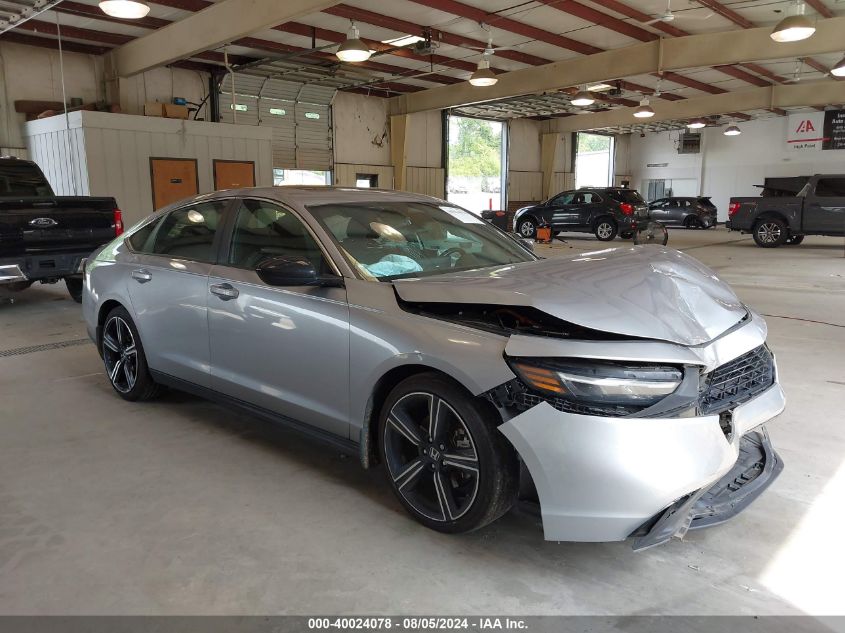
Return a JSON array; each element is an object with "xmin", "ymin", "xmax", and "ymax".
[
  {"xmin": 379, "ymin": 373, "xmax": 518, "ymax": 535},
  {"xmin": 65, "ymin": 277, "xmax": 83, "ymax": 303},
  {"xmin": 752, "ymin": 218, "xmax": 788, "ymax": 248},
  {"xmin": 684, "ymin": 216, "xmax": 703, "ymax": 229},
  {"xmin": 100, "ymin": 306, "xmax": 162, "ymax": 401},
  {"xmin": 785, "ymin": 235, "xmax": 805, "ymax": 245},
  {"xmin": 594, "ymin": 219, "xmax": 618, "ymax": 241},
  {"xmin": 516, "ymin": 217, "xmax": 537, "ymax": 239}
]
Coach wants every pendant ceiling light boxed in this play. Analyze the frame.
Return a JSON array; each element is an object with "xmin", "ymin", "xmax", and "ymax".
[
  {"xmin": 687, "ymin": 118, "xmax": 706, "ymax": 129},
  {"xmin": 770, "ymin": 1, "xmax": 815, "ymax": 42},
  {"xmin": 723, "ymin": 124, "xmax": 742, "ymax": 136},
  {"xmin": 99, "ymin": 0, "xmax": 150, "ymax": 18},
  {"xmin": 469, "ymin": 58, "xmax": 497, "ymax": 87},
  {"xmin": 570, "ymin": 89, "xmax": 595, "ymax": 107},
  {"xmin": 336, "ymin": 21, "xmax": 372, "ymax": 62},
  {"xmin": 633, "ymin": 97, "xmax": 655, "ymax": 118},
  {"xmin": 831, "ymin": 54, "xmax": 845, "ymax": 78}
]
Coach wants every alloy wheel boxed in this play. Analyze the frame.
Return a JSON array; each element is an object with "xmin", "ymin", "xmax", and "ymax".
[
  {"xmin": 596, "ymin": 222, "xmax": 613, "ymax": 239},
  {"xmin": 757, "ymin": 222, "xmax": 782, "ymax": 244},
  {"xmin": 519, "ymin": 221, "xmax": 535, "ymax": 237},
  {"xmin": 102, "ymin": 316, "xmax": 138, "ymax": 393},
  {"xmin": 383, "ymin": 392, "xmax": 480, "ymax": 522}
]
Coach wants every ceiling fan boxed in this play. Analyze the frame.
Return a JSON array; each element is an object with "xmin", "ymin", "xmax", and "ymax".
[
  {"xmin": 641, "ymin": 0, "xmax": 714, "ymax": 24},
  {"xmin": 462, "ymin": 24, "xmax": 527, "ymax": 55}
]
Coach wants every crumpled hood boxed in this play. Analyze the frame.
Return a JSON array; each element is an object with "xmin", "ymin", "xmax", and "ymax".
[{"xmin": 393, "ymin": 246, "xmax": 746, "ymax": 346}]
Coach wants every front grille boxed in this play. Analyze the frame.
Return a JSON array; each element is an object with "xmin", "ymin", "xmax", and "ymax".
[{"xmin": 699, "ymin": 345, "xmax": 774, "ymax": 415}]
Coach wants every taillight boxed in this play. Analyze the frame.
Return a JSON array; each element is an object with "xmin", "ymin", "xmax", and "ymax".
[
  {"xmin": 620, "ymin": 202, "xmax": 634, "ymax": 215},
  {"xmin": 728, "ymin": 202, "xmax": 741, "ymax": 216},
  {"xmin": 113, "ymin": 208, "xmax": 124, "ymax": 236}
]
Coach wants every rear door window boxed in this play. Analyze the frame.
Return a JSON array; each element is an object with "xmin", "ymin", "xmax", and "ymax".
[
  {"xmin": 814, "ymin": 178, "xmax": 845, "ymax": 197},
  {"xmin": 147, "ymin": 201, "xmax": 228, "ymax": 262}
]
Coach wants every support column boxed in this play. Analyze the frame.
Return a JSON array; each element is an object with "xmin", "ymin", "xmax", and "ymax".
[
  {"xmin": 541, "ymin": 133, "xmax": 559, "ymax": 200},
  {"xmin": 390, "ymin": 114, "xmax": 409, "ymax": 191}
]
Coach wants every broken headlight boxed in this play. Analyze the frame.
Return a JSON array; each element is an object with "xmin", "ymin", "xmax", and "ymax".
[{"xmin": 508, "ymin": 357, "xmax": 682, "ymax": 407}]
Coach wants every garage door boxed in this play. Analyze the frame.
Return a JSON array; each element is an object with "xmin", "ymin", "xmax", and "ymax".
[{"xmin": 219, "ymin": 74, "xmax": 334, "ymax": 171}]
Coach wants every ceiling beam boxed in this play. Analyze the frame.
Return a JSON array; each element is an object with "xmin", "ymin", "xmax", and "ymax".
[
  {"xmin": 110, "ymin": 0, "xmax": 340, "ymax": 76},
  {"xmin": 325, "ymin": 4, "xmax": 558, "ymax": 65},
  {"xmin": 804, "ymin": 0, "xmax": 834, "ymax": 18},
  {"xmin": 546, "ymin": 81, "xmax": 845, "ymax": 132},
  {"xmin": 388, "ymin": 17, "xmax": 845, "ymax": 114}
]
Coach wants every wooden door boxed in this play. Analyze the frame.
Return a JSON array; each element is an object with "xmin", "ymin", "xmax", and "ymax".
[
  {"xmin": 214, "ymin": 160, "xmax": 255, "ymax": 190},
  {"xmin": 150, "ymin": 158, "xmax": 199, "ymax": 210}
]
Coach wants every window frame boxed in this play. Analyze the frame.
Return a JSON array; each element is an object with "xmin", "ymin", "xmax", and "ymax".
[
  {"xmin": 124, "ymin": 198, "xmax": 238, "ymax": 265},
  {"xmin": 218, "ymin": 196, "xmax": 343, "ymax": 278}
]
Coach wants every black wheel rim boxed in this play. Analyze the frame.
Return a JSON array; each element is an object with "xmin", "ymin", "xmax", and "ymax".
[
  {"xmin": 102, "ymin": 316, "xmax": 138, "ymax": 393},
  {"xmin": 383, "ymin": 392, "xmax": 480, "ymax": 523},
  {"xmin": 758, "ymin": 222, "xmax": 781, "ymax": 244}
]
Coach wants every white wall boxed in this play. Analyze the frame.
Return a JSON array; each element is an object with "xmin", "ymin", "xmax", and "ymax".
[
  {"xmin": 629, "ymin": 115, "xmax": 845, "ymax": 219},
  {"xmin": 0, "ymin": 41, "xmax": 210, "ymax": 150},
  {"xmin": 24, "ymin": 111, "xmax": 273, "ymax": 224},
  {"xmin": 332, "ymin": 92, "xmax": 444, "ymax": 196}
]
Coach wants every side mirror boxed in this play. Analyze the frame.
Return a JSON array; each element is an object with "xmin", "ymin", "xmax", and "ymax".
[
  {"xmin": 518, "ymin": 237, "xmax": 535, "ymax": 252},
  {"xmin": 255, "ymin": 256, "xmax": 344, "ymax": 288}
]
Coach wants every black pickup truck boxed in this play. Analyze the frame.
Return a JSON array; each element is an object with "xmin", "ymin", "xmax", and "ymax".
[
  {"xmin": 727, "ymin": 174, "xmax": 845, "ymax": 247},
  {"xmin": 0, "ymin": 157, "xmax": 121, "ymax": 302}
]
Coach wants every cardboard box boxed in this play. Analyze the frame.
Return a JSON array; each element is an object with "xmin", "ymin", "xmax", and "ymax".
[
  {"xmin": 163, "ymin": 103, "xmax": 189, "ymax": 120},
  {"xmin": 144, "ymin": 102, "xmax": 164, "ymax": 117}
]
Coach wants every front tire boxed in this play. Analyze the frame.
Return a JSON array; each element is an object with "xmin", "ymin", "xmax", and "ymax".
[
  {"xmin": 594, "ymin": 219, "xmax": 618, "ymax": 241},
  {"xmin": 379, "ymin": 373, "xmax": 518, "ymax": 534},
  {"xmin": 100, "ymin": 306, "xmax": 162, "ymax": 401},
  {"xmin": 753, "ymin": 218, "xmax": 788, "ymax": 247},
  {"xmin": 516, "ymin": 217, "xmax": 537, "ymax": 239}
]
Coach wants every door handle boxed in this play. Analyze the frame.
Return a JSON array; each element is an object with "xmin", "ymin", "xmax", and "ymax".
[
  {"xmin": 210, "ymin": 283, "xmax": 239, "ymax": 300},
  {"xmin": 131, "ymin": 269, "xmax": 152, "ymax": 283}
]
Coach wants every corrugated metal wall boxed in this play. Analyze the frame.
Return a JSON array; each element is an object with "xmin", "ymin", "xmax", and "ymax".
[{"xmin": 219, "ymin": 74, "xmax": 334, "ymax": 171}]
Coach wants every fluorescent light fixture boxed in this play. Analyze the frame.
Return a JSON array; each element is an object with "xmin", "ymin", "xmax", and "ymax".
[
  {"xmin": 724, "ymin": 124, "xmax": 742, "ymax": 136},
  {"xmin": 99, "ymin": 0, "xmax": 150, "ymax": 18},
  {"xmin": 832, "ymin": 54, "xmax": 845, "ymax": 78},
  {"xmin": 571, "ymin": 90, "xmax": 595, "ymax": 106},
  {"xmin": 336, "ymin": 21, "xmax": 372, "ymax": 62},
  {"xmin": 381, "ymin": 35, "xmax": 425, "ymax": 47},
  {"xmin": 469, "ymin": 59, "xmax": 497, "ymax": 87},
  {"xmin": 687, "ymin": 118, "xmax": 706, "ymax": 129},
  {"xmin": 633, "ymin": 97, "xmax": 654, "ymax": 118},
  {"xmin": 771, "ymin": 2, "xmax": 815, "ymax": 42},
  {"xmin": 587, "ymin": 83, "xmax": 613, "ymax": 92}
]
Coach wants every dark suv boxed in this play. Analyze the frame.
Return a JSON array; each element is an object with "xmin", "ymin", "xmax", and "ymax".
[
  {"xmin": 513, "ymin": 187, "xmax": 648, "ymax": 241},
  {"xmin": 648, "ymin": 197, "xmax": 717, "ymax": 228}
]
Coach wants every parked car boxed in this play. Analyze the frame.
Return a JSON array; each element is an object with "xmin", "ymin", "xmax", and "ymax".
[
  {"xmin": 513, "ymin": 187, "xmax": 648, "ymax": 241},
  {"xmin": 0, "ymin": 157, "xmax": 121, "ymax": 302},
  {"xmin": 448, "ymin": 182, "xmax": 468, "ymax": 194},
  {"xmin": 648, "ymin": 196, "xmax": 717, "ymax": 229},
  {"xmin": 83, "ymin": 187, "xmax": 784, "ymax": 549},
  {"xmin": 727, "ymin": 174, "xmax": 845, "ymax": 247}
]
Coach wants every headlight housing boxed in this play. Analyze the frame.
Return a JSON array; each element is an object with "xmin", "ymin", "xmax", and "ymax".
[{"xmin": 508, "ymin": 357, "xmax": 683, "ymax": 408}]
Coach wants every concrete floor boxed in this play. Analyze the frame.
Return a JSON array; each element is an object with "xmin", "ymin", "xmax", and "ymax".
[{"xmin": 0, "ymin": 228, "xmax": 843, "ymax": 615}]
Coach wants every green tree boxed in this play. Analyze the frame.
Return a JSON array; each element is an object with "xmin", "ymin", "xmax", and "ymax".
[
  {"xmin": 577, "ymin": 132, "xmax": 612, "ymax": 153},
  {"xmin": 448, "ymin": 117, "xmax": 501, "ymax": 178}
]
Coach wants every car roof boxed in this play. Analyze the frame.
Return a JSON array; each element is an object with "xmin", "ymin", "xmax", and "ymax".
[{"xmin": 188, "ymin": 186, "xmax": 445, "ymax": 208}]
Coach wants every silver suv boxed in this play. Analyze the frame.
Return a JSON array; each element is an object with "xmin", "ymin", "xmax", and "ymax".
[{"xmin": 83, "ymin": 187, "xmax": 785, "ymax": 549}]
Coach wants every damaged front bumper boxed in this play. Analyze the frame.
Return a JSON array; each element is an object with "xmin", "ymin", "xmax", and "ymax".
[
  {"xmin": 631, "ymin": 427, "xmax": 782, "ymax": 550},
  {"xmin": 498, "ymin": 381, "xmax": 786, "ymax": 546}
]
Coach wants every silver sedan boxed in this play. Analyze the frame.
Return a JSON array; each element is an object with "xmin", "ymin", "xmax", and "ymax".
[{"xmin": 82, "ymin": 187, "xmax": 785, "ymax": 549}]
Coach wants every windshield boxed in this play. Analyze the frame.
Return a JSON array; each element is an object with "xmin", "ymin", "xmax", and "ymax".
[
  {"xmin": 607, "ymin": 189, "xmax": 645, "ymax": 204},
  {"xmin": 308, "ymin": 201, "xmax": 536, "ymax": 280}
]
